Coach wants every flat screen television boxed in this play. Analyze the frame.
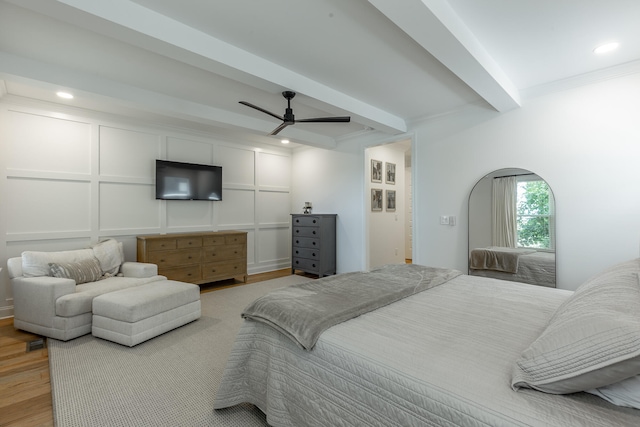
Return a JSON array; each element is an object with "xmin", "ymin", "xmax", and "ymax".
[{"xmin": 155, "ymin": 159, "xmax": 222, "ymax": 201}]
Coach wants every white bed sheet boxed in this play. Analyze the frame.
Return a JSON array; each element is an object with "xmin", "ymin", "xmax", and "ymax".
[{"xmin": 214, "ymin": 274, "xmax": 640, "ymax": 426}]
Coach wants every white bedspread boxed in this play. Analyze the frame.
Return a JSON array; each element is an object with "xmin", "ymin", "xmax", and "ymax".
[{"xmin": 214, "ymin": 274, "xmax": 640, "ymax": 426}]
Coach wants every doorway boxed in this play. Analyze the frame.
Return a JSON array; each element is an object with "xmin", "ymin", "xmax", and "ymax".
[{"xmin": 365, "ymin": 139, "xmax": 412, "ymax": 269}]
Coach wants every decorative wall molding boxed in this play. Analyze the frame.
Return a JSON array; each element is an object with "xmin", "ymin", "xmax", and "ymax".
[{"xmin": 0, "ymin": 100, "xmax": 293, "ymax": 317}]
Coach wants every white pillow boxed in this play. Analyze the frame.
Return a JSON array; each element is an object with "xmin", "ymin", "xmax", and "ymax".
[
  {"xmin": 587, "ymin": 375, "xmax": 640, "ymax": 409},
  {"xmin": 21, "ymin": 249, "xmax": 95, "ymax": 277},
  {"xmin": 91, "ymin": 239, "xmax": 124, "ymax": 275}
]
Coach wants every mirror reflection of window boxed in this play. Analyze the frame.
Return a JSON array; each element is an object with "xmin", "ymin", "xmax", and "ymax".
[
  {"xmin": 469, "ymin": 168, "xmax": 556, "ymax": 288},
  {"xmin": 516, "ymin": 178, "xmax": 554, "ymax": 250}
]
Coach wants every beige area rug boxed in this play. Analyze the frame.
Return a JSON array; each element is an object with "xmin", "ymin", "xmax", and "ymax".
[{"xmin": 48, "ymin": 275, "xmax": 312, "ymax": 427}]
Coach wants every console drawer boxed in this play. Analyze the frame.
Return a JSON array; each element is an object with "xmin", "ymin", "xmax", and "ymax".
[
  {"xmin": 159, "ymin": 265, "xmax": 201, "ymax": 282},
  {"xmin": 292, "ymin": 257, "xmax": 319, "ymax": 273},
  {"xmin": 225, "ymin": 234, "xmax": 246, "ymax": 245},
  {"xmin": 202, "ymin": 244, "xmax": 246, "ymax": 262},
  {"xmin": 293, "ymin": 227, "xmax": 319, "ymax": 238},
  {"xmin": 147, "ymin": 239, "xmax": 176, "ymax": 252},
  {"xmin": 293, "ymin": 236, "xmax": 320, "ymax": 249},
  {"xmin": 203, "ymin": 235, "xmax": 226, "ymax": 246},
  {"xmin": 147, "ymin": 248, "xmax": 201, "ymax": 267},
  {"xmin": 177, "ymin": 237, "xmax": 202, "ymax": 249},
  {"xmin": 202, "ymin": 260, "xmax": 245, "ymax": 281},
  {"xmin": 292, "ymin": 247, "xmax": 319, "ymax": 260},
  {"xmin": 292, "ymin": 216, "xmax": 321, "ymax": 227}
]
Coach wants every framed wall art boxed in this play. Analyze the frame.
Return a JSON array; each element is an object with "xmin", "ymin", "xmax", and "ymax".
[
  {"xmin": 371, "ymin": 188, "xmax": 383, "ymax": 211},
  {"xmin": 371, "ymin": 159, "xmax": 382, "ymax": 183},
  {"xmin": 385, "ymin": 162, "xmax": 396, "ymax": 184},
  {"xmin": 386, "ymin": 190, "xmax": 396, "ymax": 211}
]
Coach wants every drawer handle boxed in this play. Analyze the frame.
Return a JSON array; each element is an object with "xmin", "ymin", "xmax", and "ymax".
[
  {"xmin": 312, "ymin": 253, "xmax": 316, "ymax": 257},
  {"xmin": 188, "ymin": 256, "xmax": 192, "ymax": 259},
  {"xmin": 160, "ymin": 259, "xmax": 165, "ymax": 262},
  {"xmin": 187, "ymin": 273, "xmax": 192, "ymax": 276},
  {"xmin": 296, "ymin": 229, "xmax": 299, "ymax": 233},
  {"xmin": 312, "ymin": 230, "xmax": 316, "ymax": 235},
  {"xmin": 313, "ymin": 220, "xmax": 317, "ymax": 224},
  {"xmin": 296, "ymin": 240, "xmax": 299, "ymax": 244},
  {"xmin": 295, "ymin": 260, "xmax": 299, "ymax": 265},
  {"xmin": 234, "ymin": 251, "xmax": 238, "ymax": 254},
  {"xmin": 312, "ymin": 264, "xmax": 316, "ymax": 268},
  {"xmin": 234, "ymin": 266, "xmax": 238, "ymax": 270},
  {"xmin": 312, "ymin": 242, "xmax": 317, "ymax": 246},
  {"xmin": 295, "ymin": 250, "xmax": 299, "ymax": 254},
  {"xmin": 211, "ymin": 269, "xmax": 217, "ymax": 273},
  {"xmin": 296, "ymin": 219, "xmax": 300, "ymax": 223}
]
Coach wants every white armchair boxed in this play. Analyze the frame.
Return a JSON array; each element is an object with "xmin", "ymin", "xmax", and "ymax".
[{"xmin": 8, "ymin": 240, "xmax": 166, "ymax": 341}]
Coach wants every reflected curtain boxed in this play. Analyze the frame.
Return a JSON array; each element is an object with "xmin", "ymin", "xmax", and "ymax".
[
  {"xmin": 492, "ymin": 176, "xmax": 517, "ymax": 247},
  {"xmin": 549, "ymin": 192, "xmax": 556, "ymax": 249}
]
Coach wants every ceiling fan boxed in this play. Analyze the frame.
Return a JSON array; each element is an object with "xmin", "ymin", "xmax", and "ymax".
[{"xmin": 239, "ymin": 91, "xmax": 351, "ymax": 135}]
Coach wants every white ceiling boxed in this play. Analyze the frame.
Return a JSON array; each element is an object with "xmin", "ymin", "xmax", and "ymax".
[{"xmin": 1, "ymin": 0, "xmax": 639, "ymax": 149}]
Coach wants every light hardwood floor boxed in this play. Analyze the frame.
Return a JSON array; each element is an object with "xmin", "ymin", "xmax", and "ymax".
[{"xmin": 0, "ymin": 268, "xmax": 301, "ymax": 427}]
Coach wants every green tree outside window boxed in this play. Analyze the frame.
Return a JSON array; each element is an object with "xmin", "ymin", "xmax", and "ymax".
[{"xmin": 516, "ymin": 180, "xmax": 552, "ymax": 249}]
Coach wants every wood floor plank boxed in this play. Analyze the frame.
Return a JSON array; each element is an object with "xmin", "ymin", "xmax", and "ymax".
[{"xmin": 0, "ymin": 393, "xmax": 53, "ymax": 427}]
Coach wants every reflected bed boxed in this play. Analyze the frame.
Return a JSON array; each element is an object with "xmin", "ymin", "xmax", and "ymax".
[{"xmin": 469, "ymin": 246, "xmax": 556, "ymax": 287}]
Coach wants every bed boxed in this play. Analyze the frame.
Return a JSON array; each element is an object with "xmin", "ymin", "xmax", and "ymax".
[
  {"xmin": 469, "ymin": 246, "xmax": 556, "ymax": 287},
  {"xmin": 214, "ymin": 262, "xmax": 640, "ymax": 426}
]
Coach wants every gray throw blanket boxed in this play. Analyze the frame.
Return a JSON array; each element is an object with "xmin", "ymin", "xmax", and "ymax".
[
  {"xmin": 469, "ymin": 247, "xmax": 536, "ymax": 273},
  {"xmin": 242, "ymin": 264, "xmax": 462, "ymax": 350}
]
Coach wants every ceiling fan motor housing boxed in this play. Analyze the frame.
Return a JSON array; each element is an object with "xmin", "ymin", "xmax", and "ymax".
[{"xmin": 284, "ymin": 108, "xmax": 295, "ymax": 124}]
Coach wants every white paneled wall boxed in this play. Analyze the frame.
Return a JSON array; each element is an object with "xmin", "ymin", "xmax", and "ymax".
[
  {"xmin": 0, "ymin": 102, "xmax": 292, "ymax": 318},
  {"xmin": 255, "ymin": 152, "xmax": 292, "ymax": 267}
]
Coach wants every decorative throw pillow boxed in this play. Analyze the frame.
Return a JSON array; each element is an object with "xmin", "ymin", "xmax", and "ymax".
[
  {"xmin": 511, "ymin": 259, "xmax": 640, "ymax": 394},
  {"xmin": 49, "ymin": 257, "xmax": 104, "ymax": 285}
]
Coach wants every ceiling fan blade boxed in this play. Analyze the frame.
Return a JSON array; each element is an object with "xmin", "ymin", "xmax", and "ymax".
[
  {"xmin": 296, "ymin": 116, "xmax": 351, "ymax": 123},
  {"xmin": 270, "ymin": 122, "xmax": 290, "ymax": 135},
  {"xmin": 239, "ymin": 101, "xmax": 283, "ymax": 121}
]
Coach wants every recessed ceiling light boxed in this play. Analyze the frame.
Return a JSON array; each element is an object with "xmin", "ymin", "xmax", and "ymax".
[
  {"xmin": 281, "ymin": 139, "xmax": 290, "ymax": 144},
  {"xmin": 593, "ymin": 42, "xmax": 619, "ymax": 55},
  {"xmin": 56, "ymin": 91, "xmax": 74, "ymax": 99}
]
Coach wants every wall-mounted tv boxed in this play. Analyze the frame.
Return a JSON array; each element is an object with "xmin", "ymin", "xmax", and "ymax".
[{"xmin": 155, "ymin": 159, "xmax": 222, "ymax": 201}]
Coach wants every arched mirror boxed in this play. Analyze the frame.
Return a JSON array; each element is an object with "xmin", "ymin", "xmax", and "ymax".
[{"xmin": 468, "ymin": 168, "xmax": 556, "ymax": 287}]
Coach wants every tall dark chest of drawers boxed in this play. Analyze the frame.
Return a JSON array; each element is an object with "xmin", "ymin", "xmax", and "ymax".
[{"xmin": 291, "ymin": 214, "xmax": 337, "ymax": 277}]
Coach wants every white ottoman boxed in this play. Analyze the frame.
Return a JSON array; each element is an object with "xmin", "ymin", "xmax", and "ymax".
[{"xmin": 92, "ymin": 280, "xmax": 201, "ymax": 347}]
